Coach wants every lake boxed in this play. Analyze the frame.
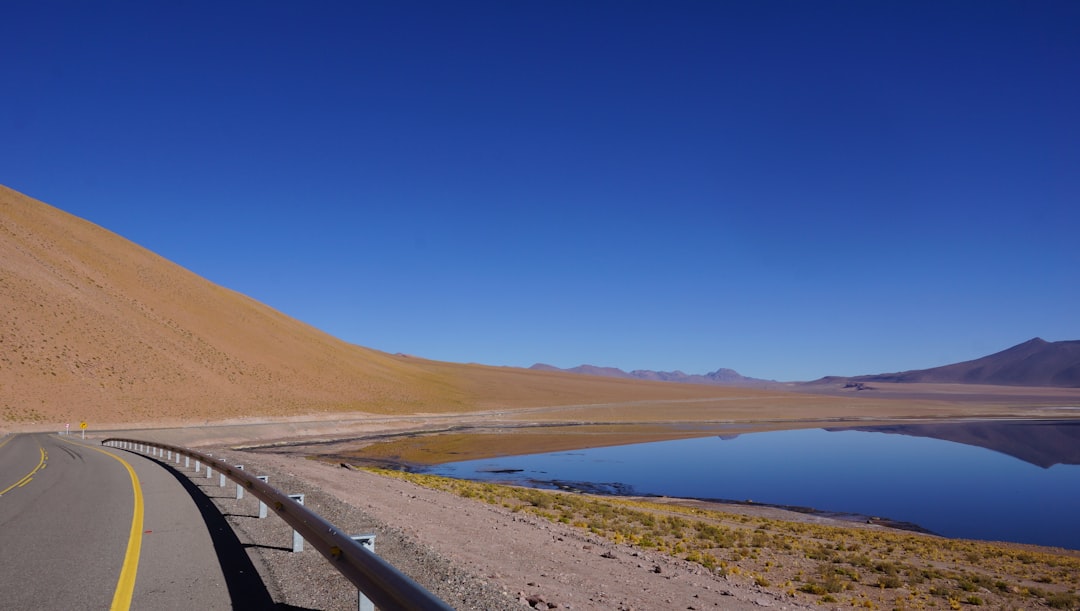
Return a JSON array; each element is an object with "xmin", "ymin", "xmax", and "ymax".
[{"xmin": 426, "ymin": 420, "xmax": 1080, "ymax": 550}]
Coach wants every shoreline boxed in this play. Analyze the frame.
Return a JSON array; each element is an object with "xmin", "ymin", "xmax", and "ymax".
[{"xmin": 226, "ymin": 448, "xmax": 1080, "ymax": 610}]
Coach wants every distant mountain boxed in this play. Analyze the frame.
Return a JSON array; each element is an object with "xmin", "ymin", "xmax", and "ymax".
[
  {"xmin": 846, "ymin": 338, "xmax": 1080, "ymax": 388},
  {"xmin": 529, "ymin": 363, "xmax": 774, "ymax": 387}
]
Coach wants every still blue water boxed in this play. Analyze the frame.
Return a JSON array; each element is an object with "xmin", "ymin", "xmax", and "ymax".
[{"xmin": 427, "ymin": 425, "xmax": 1080, "ymax": 550}]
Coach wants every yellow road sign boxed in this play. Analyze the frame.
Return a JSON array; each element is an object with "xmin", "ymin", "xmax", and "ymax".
[{"xmin": 80, "ymin": 421, "xmax": 88, "ymax": 430}]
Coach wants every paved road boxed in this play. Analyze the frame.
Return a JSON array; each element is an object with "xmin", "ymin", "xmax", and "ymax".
[{"xmin": 0, "ymin": 433, "xmax": 234, "ymax": 610}]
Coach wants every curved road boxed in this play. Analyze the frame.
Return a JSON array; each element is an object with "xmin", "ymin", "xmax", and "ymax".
[{"xmin": 0, "ymin": 433, "xmax": 232, "ymax": 610}]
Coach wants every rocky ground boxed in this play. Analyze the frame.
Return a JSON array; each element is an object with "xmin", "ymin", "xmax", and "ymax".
[{"xmin": 206, "ymin": 447, "xmax": 814, "ymax": 610}]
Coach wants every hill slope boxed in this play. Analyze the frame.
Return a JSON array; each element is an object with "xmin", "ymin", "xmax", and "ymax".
[
  {"xmin": 1, "ymin": 185, "xmax": 768, "ymax": 426},
  {"xmin": 849, "ymin": 338, "xmax": 1080, "ymax": 388},
  {"xmin": 0, "ymin": 185, "xmax": 476, "ymax": 424}
]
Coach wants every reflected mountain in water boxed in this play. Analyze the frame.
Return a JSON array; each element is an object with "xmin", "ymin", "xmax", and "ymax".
[{"xmin": 833, "ymin": 420, "xmax": 1080, "ymax": 468}]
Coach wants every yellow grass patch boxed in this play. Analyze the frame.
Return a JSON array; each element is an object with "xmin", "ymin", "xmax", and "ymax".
[{"xmin": 369, "ymin": 468, "xmax": 1080, "ymax": 611}]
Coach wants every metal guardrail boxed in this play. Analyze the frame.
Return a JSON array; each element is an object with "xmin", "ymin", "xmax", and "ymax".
[{"xmin": 102, "ymin": 438, "xmax": 453, "ymax": 611}]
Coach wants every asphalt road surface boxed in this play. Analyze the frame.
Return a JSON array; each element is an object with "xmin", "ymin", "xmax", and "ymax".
[{"xmin": 0, "ymin": 433, "xmax": 235, "ymax": 610}]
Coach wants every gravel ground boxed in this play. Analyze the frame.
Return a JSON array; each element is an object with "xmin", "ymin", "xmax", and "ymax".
[
  {"xmin": 190, "ymin": 447, "xmax": 519, "ymax": 610},
  {"xmin": 182, "ymin": 447, "xmax": 811, "ymax": 611}
]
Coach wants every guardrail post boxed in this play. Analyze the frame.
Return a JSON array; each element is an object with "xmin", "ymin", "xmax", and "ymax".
[
  {"xmin": 206, "ymin": 463, "xmax": 213, "ymax": 479},
  {"xmin": 219, "ymin": 470, "xmax": 226, "ymax": 487},
  {"xmin": 195, "ymin": 459, "xmax": 201, "ymax": 474},
  {"xmin": 234, "ymin": 466, "xmax": 244, "ymax": 499},
  {"xmin": 289, "ymin": 494, "xmax": 305, "ymax": 552},
  {"xmin": 352, "ymin": 535, "xmax": 377, "ymax": 611},
  {"xmin": 184, "ymin": 456, "xmax": 190, "ymax": 468},
  {"xmin": 256, "ymin": 476, "xmax": 269, "ymax": 518}
]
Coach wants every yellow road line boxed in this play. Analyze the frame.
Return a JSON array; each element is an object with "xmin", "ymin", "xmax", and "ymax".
[
  {"xmin": 0, "ymin": 435, "xmax": 13, "ymax": 451},
  {"xmin": 0, "ymin": 446, "xmax": 47, "ymax": 496},
  {"xmin": 60, "ymin": 438, "xmax": 144, "ymax": 611}
]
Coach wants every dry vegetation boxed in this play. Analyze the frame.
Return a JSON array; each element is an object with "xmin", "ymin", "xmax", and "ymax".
[{"xmin": 370, "ymin": 469, "xmax": 1080, "ymax": 610}]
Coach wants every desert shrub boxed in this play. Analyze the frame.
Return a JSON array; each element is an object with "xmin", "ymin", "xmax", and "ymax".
[
  {"xmin": 877, "ymin": 575, "xmax": 902, "ymax": 589},
  {"xmin": 930, "ymin": 585, "xmax": 954, "ymax": 598},
  {"xmin": 846, "ymin": 554, "xmax": 873, "ymax": 568},
  {"xmin": 700, "ymin": 553, "xmax": 718, "ymax": 570},
  {"xmin": 874, "ymin": 561, "xmax": 900, "ymax": 576},
  {"xmin": 527, "ymin": 491, "xmax": 552, "ymax": 509},
  {"xmin": 1046, "ymin": 592, "xmax": 1080, "ymax": 610}
]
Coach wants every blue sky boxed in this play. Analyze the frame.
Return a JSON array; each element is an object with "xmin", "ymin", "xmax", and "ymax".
[{"xmin": 3, "ymin": 2, "xmax": 1078, "ymax": 381}]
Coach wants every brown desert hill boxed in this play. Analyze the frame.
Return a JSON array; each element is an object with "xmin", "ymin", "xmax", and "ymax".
[
  {"xmin": 0, "ymin": 184, "xmax": 472, "ymax": 424},
  {"xmin": 0, "ymin": 185, "xmax": 786, "ymax": 427},
  {"xmin": 846, "ymin": 338, "xmax": 1080, "ymax": 388}
]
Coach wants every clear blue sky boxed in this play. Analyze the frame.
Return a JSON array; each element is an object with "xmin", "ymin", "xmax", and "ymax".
[{"xmin": 3, "ymin": 2, "xmax": 1078, "ymax": 381}]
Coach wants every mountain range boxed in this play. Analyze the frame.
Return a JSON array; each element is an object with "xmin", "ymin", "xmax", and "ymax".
[
  {"xmin": 536, "ymin": 338, "xmax": 1080, "ymax": 390},
  {"xmin": 529, "ymin": 364, "xmax": 775, "ymax": 387},
  {"xmin": 840, "ymin": 337, "xmax": 1080, "ymax": 388}
]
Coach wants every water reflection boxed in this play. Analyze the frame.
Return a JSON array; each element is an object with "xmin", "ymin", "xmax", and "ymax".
[
  {"xmin": 834, "ymin": 419, "xmax": 1080, "ymax": 468},
  {"xmin": 427, "ymin": 420, "xmax": 1080, "ymax": 550}
]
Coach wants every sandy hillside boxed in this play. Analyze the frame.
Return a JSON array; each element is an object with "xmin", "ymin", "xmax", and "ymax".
[{"xmin": 2, "ymin": 184, "xmax": 812, "ymax": 428}]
